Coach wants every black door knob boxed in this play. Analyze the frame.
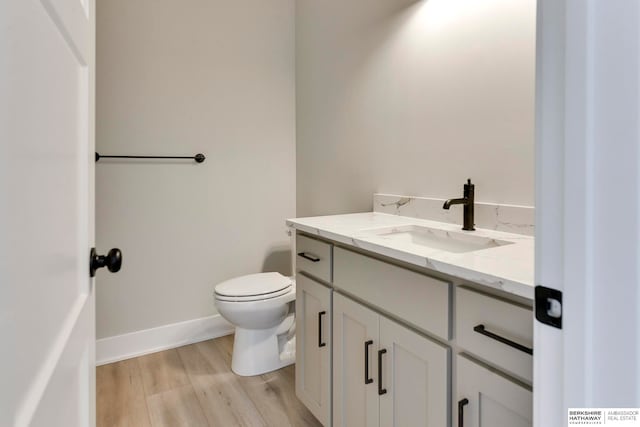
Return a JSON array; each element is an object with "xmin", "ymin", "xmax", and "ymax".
[{"xmin": 90, "ymin": 248, "xmax": 122, "ymax": 277}]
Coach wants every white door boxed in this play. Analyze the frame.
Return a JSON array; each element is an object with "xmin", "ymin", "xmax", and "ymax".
[
  {"xmin": 535, "ymin": 0, "xmax": 640, "ymax": 424},
  {"xmin": 333, "ymin": 293, "xmax": 379, "ymax": 427},
  {"xmin": 457, "ymin": 356, "xmax": 532, "ymax": 427},
  {"xmin": 379, "ymin": 317, "xmax": 448, "ymax": 427},
  {"xmin": 295, "ymin": 274, "xmax": 332, "ymax": 426},
  {"xmin": 0, "ymin": 0, "xmax": 97, "ymax": 425}
]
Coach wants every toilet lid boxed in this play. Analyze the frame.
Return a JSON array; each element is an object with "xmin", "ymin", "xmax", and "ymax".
[{"xmin": 214, "ymin": 272, "xmax": 292, "ymax": 298}]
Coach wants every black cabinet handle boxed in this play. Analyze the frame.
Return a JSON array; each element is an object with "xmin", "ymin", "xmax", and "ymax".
[
  {"xmin": 473, "ymin": 324, "xmax": 533, "ymax": 355},
  {"xmin": 458, "ymin": 398, "xmax": 469, "ymax": 427},
  {"xmin": 377, "ymin": 349, "xmax": 387, "ymax": 395},
  {"xmin": 364, "ymin": 340, "xmax": 374, "ymax": 384},
  {"xmin": 298, "ymin": 252, "xmax": 320, "ymax": 262},
  {"xmin": 318, "ymin": 311, "xmax": 327, "ymax": 348}
]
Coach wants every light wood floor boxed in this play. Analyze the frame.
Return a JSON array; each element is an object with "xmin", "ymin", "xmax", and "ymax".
[{"xmin": 97, "ymin": 334, "xmax": 322, "ymax": 427}]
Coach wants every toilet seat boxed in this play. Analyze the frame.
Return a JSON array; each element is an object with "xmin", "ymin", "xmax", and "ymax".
[
  {"xmin": 215, "ymin": 286, "xmax": 293, "ymax": 302},
  {"xmin": 214, "ymin": 272, "xmax": 293, "ymax": 302}
]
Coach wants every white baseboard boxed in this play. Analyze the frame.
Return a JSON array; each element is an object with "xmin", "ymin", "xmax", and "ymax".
[{"xmin": 96, "ymin": 314, "xmax": 234, "ymax": 366}]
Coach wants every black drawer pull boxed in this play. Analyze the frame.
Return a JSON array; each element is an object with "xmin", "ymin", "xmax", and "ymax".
[
  {"xmin": 364, "ymin": 340, "xmax": 374, "ymax": 384},
  {"xmin": 377, "ymin": 349, "xmax": 387, "ymax": 395},
  {"xmin": 298, "ymin": 252, "xmax": 320, "ymax": 262},
  {"xmin": 473, "ymin": 324, "xmax": 533, "ymax": 355},
  {"xmin": 318, "ymin": 311, "xmax": 327, "ymax": 348},
  {"xmin": 458, "ymin": 398, "xmax": 469, "ymax": 427}
]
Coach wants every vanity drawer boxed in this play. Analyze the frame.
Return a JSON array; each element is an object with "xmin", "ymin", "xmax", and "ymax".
[
  {"xmin": 296, "ymin": 234, "xmax": 332, "ymax": 283},
  {"xmin": 456, "ymin": 287, "xmax": 533, "ymax": 382},
  {"xmin": 333, "ymin": 247, "xmax": 451, "ymax": 340}
]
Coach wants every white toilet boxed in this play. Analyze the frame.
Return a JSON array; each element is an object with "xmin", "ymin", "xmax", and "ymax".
[{"xmin": 214, "ymin": 272, "xmax": 296, "ymax": 376}]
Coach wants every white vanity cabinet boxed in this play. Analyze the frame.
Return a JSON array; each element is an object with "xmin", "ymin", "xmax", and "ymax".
[
  {"xmin": 454, "ymin": 287, "xmax": 533, "ymax": 427},
  {"xmin": 295, "ymin": 274, "xmax": 332, "ymax": 426},
  {"xmin": 456, "ymin": 356, "xmax": 532, "ymax": 427},
  {"xmin": 293, "ymin": 232, "xmax": 533, "ymax": 427},
  {"xmin": 333, "ymin": 294, "xmax": 449, "ymax": 427}
]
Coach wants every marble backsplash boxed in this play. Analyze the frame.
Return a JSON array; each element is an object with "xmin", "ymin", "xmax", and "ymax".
[{"xmin": 374, "ymin": 193, "xmax": 535, "ymax": 236}]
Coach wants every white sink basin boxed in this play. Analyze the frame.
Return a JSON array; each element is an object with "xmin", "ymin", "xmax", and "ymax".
[{"xmin": 357, "ymin": 225, "xmax": 513, "ymax": 254}]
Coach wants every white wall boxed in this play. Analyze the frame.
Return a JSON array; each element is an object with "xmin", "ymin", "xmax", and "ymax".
[
  {"xmin": 296, "ymin": 0, "xmax": 536, "ymax": 216},
  {"xmin": 96, "ymin": 0, "xmax": 295, "ymax": 339}
]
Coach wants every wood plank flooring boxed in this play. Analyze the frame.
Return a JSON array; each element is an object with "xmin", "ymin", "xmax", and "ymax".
[{"xmin": 97, "ymin": 335, "xmax": 322, "ymax": 427}]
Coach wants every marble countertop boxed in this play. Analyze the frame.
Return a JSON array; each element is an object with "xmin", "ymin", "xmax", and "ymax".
[{"xmin": 287, "ymin": 212, "xmax": 534, "ymax": 300}]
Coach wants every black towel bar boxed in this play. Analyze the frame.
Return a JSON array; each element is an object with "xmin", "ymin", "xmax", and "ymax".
[{"xmin": 95, "ymin": 152, "xmax": 205, "ymax": 163}]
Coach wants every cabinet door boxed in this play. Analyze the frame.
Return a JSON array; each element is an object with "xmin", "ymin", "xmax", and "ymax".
[
  {"xmin": 296, "ymin": 274, "xmax": 332, "ymax": 426},
  {"xmin": 333, "ymin": 294, "xmax": 380, "ymax": 427},
  {"xmin": 456, "ymin": 356, "xmax": 532, "ymax": 427},
  {"xmin": 379, "ymin": 317, "xmax": 449, "ymax": 427}
]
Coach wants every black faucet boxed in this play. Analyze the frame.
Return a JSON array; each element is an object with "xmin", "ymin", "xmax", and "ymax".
[{"xmin": 443, "ymin": 179, "xmax": 475, "ymax": 231}]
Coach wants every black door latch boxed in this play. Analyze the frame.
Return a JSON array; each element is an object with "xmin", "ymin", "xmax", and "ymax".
[{"xmin": 535, "ymin": 286, "xmax": 562, "ymax": 329}]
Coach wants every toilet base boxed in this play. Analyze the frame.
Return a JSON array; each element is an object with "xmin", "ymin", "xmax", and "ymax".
[{"xmin": 231, "ymin": 315, "xmax": 295, "ymax": 377}]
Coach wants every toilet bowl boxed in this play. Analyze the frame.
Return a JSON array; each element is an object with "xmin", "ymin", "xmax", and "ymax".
[{"xmin": 214, "ymin": 272, "xmax": 296, "ymax": 376}]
